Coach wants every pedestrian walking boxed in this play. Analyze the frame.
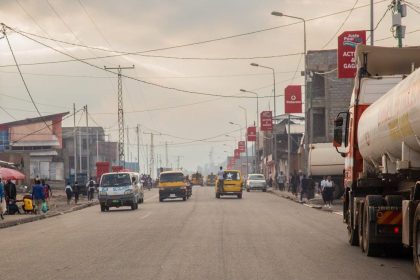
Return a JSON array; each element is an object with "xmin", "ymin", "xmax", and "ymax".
[
  {"xmin": 267, "ymin": 172, "xmax": 273, "ymax": 189},
  {"xmin": 320, "ymin": 176, "xmax": 327, "ymax": 206},
  {"xmin": 41, "ymin": 179, "xmax": 52, "ymax": 210},
  {"xmin": 0, "ymin": 178, "xmax": 5, "ymax": 220},
  {"xmin": 31, "ymin": 179, "xmax": 45, "ymax": 214},
  {"xmin": 217, "ymin": 166, "xmax": 225, "ymax": 194},
  {"xmin": 291, "ymin": 171, "xmax": 298, "ymax": 195},
  {"xmin": 73, "ymin": 181, "xmax": 80, "ymax": 205},
  {"xmin": 323, "ymin": 176, "xmax": 334, "ymax": 208},
  {"xmin": 65, "ymin": 182, "xmax": 73, "ymax": 205},
  {"xmin": 300, "ymin": 174, "xmax": 309, "ymax": 202},
  {"xmin": 277, "ymin": 171, "xmax": 285, "ymax": 191},
  {"xmin": 86, "ymin": 177, "xmax": 96, "ymax": 201}
]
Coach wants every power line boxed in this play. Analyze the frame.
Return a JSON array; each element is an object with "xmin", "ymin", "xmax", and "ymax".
[
  {"xmin": 322, "ymin": 0, "xmax": 360, "ymax": 49},
  {"xmin": 0, "ymin": 105, "xmax": 17, "ymax": 120},
  {"xmin": 3, "ymin": 0, "xmax": 388, "ymax": 68},
  {"xmin": 4, "ymin": 25, "xmax": 287, "ymax": 100},
  {"xmin": 1, "ymin": 24, "xmax": 52, "ymax": 132},
  {"xmin": 0, "ymin": 92, "xmax": 71, "ymax": 109}
]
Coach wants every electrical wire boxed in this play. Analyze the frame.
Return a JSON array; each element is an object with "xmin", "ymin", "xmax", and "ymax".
[
  {"xmin": 4, "ymin": 25, "xmax": 285, "ymax": 100},
  {"xmin": 0, "ymin": 105, "xmax": 17, "ymax": 120},
  {"xmin": 0, "ymin": 92, "xmax": 71, "ymax": 109},
  {"xmin": 1, "ymin": 25, "xmax": 52, "ymax": 132},
  {"xmin": 3, "ymin": 0, "xmax": 388, "ymax": 68},
  {"xmin": 367, "ymin": 3, "xmax": 392, "ymax": 42},
  {"xmin": 322, "ymin": 0, "xmax": 359, "ymax": 49}
]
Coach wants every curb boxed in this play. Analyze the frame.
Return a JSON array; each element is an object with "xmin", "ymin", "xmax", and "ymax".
[
  {"xmin": 0, "ymin": 201, "xmax": 99, "ymax": 229},
  {"xmin": 267, "ymin": 190, "xmax": 342, "ymax": 216}
]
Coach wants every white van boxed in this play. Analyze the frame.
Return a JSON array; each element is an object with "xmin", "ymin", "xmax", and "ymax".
[{"xmin": 98, "ymin": 172, "xmax": 144, "ymax": 212}]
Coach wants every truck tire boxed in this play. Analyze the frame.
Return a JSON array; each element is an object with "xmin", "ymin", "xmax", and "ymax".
[
  {"xmin": 238, "ymin": 193, "xmax": 242, "ymax": 199},
  {"xmin": 131, "ymin": 202, "xmax": 136, "ymax": 210},
  {"xmin": 384, "ymin": 195, "xmax": 403, "ymax": 207},
  {"xmin": 183, "ymin": 197, "xmax": 187, "ymax": 201},
  {"xmin": 100, "ymin": 205, "xmax": 106, "ymax": 212},
  {"xmin": 347, "ymin": 194, "xmax": 359, "ymax": 246},
  {"xmin": 412, "ymin": 206, "xmax": 420, "ymax": 277},
  {"xmin": 216, "ymin": 193, "xmax": 220, "ymax": 199},
  {"xmin": 362, "ymin": 195, "xmax": 384, "ymax": 257},
  {"xmin": 358, "ymin": 202, "xmax": 365, "ymax": 250}
]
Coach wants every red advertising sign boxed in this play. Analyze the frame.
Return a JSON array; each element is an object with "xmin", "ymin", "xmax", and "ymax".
[
  {"xmin": 337, "ymin": 30, "xmax": 366, "ymax": 78},
  {"xmin": 260, "ymin": 111, "xmax": 273, "ymax": 132},
  {"xmin": 238, "ymin": 141, "xmax": 245, "ymax": 152},
  {"xmin": 234, "ymin": 149, "xmax": 240, "ymax": 159},
  {"xmin": 284, "ymin": 85, "xmax": 302, "ymax": 114},
  {"xmin": 247, "ymin": 126, "xmax": 256, "ymax": 142}
]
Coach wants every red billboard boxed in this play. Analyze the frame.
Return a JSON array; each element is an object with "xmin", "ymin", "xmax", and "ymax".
[
  {"xmin": 260, "ymin": 111, "xmax": 273, "ymax": 132},
  {"xmin": 234, "ymin": 149, "xmax": 240, "ymax": 159},
  {"xmin": 238, "ymin": 141, "xmax": 245, "ymax": 152},
  {"xmin": 247, "ymin": 126, "xmax": 256, "ymax": 142},
  {"xmin": 337, "ymin": 30, "xmax": 366, "ymax": 78},
  {"xmin": 284, "ymin": 85, "xmax": 302, "ymax": 114}
]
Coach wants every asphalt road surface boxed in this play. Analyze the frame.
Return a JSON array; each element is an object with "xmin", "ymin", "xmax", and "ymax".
[{"xmin": 0, "ymin": 187, "xmax": 416, "ymax": 280}]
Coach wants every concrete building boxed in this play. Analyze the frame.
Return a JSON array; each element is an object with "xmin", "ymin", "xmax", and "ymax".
[
  {"xmin": 61, "ymin": 127, "xmax": 118, "ymax": 181},
  {"xmin": 306, "ymin": 49, "xmax": 354, "ymax": 144},
  {"xmin": 0, "ymin": 112, "xmax": 69, "ymax": 184}
]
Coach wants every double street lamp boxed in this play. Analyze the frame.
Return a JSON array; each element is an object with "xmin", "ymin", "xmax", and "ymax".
[
  {"xmin": 271, "ymin": 11, "xmax": 308, "ymax": 178},
  {"xmin": 240, "ymin": 89, "xmax": 259, "ymax": 173},
  {"xmin": 250, "ymin": 63, "xmax": 277, "ymax": 177}
]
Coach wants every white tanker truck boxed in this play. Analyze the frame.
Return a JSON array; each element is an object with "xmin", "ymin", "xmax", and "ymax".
[{"xmin": 333, "ymin": 45, "xmax": 420, "ymax": 276}]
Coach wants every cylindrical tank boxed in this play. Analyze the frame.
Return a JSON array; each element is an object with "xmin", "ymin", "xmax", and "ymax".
[
  {"xmin": 358, "ymin": 68, "xmax": 420, "ymax": 167},
  {"xmin": 308, "ymin": 143, "xmax": 344, "ymax": 176}
]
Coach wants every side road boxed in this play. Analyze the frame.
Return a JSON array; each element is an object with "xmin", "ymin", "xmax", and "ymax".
[
  {"xmin": 267, "ymin": 189, "xmax": 343, "ymax": 216},
  {"xmin": 0, "ymin": 191, "xmax": 98, "ymax": 229}
]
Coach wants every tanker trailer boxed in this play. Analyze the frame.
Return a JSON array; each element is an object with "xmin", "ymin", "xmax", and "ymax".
[
  {"xmin": 333, "ymin": 45, "xmax": 420, "ymax": 276},
  {"xmin": 308, "ymin": 143, "xmax": 344, "ymax": 198}
]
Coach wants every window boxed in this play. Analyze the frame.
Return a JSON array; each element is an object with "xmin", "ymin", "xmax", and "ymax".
[
  {"xmin": 312, "ymin": 108, "xmax": 326, "ymax": 138},
  {"xmin": 82, "ymin": 139, "xmax": 87, "ymax": 150},
  {"xmin": 311, "ymin": 73, "xmax": 325, "ymax": 98}
]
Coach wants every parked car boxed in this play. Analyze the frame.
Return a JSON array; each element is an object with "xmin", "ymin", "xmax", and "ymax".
[{"xmin": 246, "ymin": 174, "xmax": 267, "ymax": 192}]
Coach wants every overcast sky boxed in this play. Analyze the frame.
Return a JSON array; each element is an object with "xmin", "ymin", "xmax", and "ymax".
[{"xmin": 0, "ymin": 0, "xmax": 419, "ymax": 172}]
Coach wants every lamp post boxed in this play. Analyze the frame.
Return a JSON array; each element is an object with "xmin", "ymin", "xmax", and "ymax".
[
  {"xmin": 240, "ymin": 89, "xmax": 259, "ymax": 173},
  {"xmin": 239, "ymin": 106, "xmax": 249, "ymax": 177},
  {"xmin": 250, "ymin": 63, "xmax": 277, "ymax": 178},
  {"xmin": 271, "ymin": 11, "xmax": 307, "ymax": 178}
]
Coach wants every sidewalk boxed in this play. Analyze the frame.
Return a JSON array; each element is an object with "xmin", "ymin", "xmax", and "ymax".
[
  {"xmin": 0, "ymin": 190, "xmax": 98, "ymax": 229},
  {"xmin": 267, "ymin": 188, "xmax": 343, "ymax": 215}
]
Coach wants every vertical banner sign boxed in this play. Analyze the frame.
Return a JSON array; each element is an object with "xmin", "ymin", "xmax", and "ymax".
[
  {"xmin": 260, "ymin": 111, "xmax": 273, "ymax": 132},
  {"xmin": 284, "ymin": 85, "xmax": 302, "ymax": 114},
  {"xmin": 238, "ymin": 141, "xmax": 245, "ymax": 153},
  {"xmin": 234, "ymin": 149, "xmax": 240, "ymax": 159},
  {"xmin": 247, "ymin": 126, "xmax": 256, "ymax": 142},
  {"xmin": 337, "ymin": 30, "xmax": 366, "ymax": 78}
]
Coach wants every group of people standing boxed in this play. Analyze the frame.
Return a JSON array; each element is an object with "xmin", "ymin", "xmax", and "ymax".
[{"xmin": 64, "ymin": 177, "xmax": 96, "ymax": 205}]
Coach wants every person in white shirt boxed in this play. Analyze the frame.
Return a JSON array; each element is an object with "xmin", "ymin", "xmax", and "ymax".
[
  {"xmin": 65, "ymin": 182, "xmax": 73, "ymax": 205},
  {"xmin": 217, "ymin": 166, "xmax": 225, "ymax": 193},
  {"xmin": 323, "ymin": 176, "xmax": 334, "ymax": 208}
]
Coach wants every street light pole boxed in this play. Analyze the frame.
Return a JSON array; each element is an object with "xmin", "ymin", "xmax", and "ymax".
[
  {"xmin": 250, "ymin": 63, "xmax": 277, "ymax": 177},
  {"xmin": 240, "ymin": 89, "xmax": 259, "ymax": 173},
  {"xmin": 239, "ymin": 106, "xmax": 249, "ymax": 177},
  {"xmin": 271, "ymin": 11, "xmax": 307, "ymax": 177}
]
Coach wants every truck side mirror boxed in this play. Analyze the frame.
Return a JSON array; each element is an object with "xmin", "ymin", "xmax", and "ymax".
[{"xmin": 333, "ymin": 116, "xmax": 344, "ymax": 148}]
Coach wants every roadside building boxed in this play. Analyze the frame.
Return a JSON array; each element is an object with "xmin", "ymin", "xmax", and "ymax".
[{"xmin": 0, "ymin": 112, "xmax": 69, "ymax": 185}]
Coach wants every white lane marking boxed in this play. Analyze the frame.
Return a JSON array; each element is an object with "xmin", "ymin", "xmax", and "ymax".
[{"xmin": 138, "ymin": 212, "xmax": 151, "ymax": 220}]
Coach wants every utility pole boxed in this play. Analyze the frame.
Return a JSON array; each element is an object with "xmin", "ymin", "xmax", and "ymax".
[
  {"xmin": 143, "ymin": 132, "xmax": 155, "ymax": 177},
  {"xmin": 73, "ymin": 103, "xmax": 77, "ymax": 183},
  {"xmin": 127, "ymin": 125, "xmax": 130, "ymax": 165},
  {"xmin": 85, "ymin": 105, "xmax": 90, "ymax": 179},
  {"xmin": 137, "ymin": 125, "xmax": 140, "ymax": 173},
  {"xmin": 392, "ymin": 0, "xmax": 406, "ymax": 48},
  {"xmin": 104, "ymin": 65, "xmax": 135, "ymax": 167},
  {"xmin": 165, "ymin": 141, "xmax": 169, "ymax": 168},
  {"xmin": 370, "ymin": 0, "xmax": 374, "ymax": 45}
]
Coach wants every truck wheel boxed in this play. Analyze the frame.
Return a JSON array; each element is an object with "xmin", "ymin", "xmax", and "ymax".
[
  {"xmin": 347, "ymin": 196, "xmax": 359, "ymax": 246},
  {"xmin": 100, "ymin": 205, "xmax": 106, "ymax": 212},
  {"xmin": 238, "ymin": 193, "xmax": 242, "ymax": 199},
  {"xmin": 183, "ymin": 197, "xmax": 187, "ymax": 201},
  {"xmin": 413, "ymin": 206, "xmax": 420, "ymax": 277},
  {"xmin": 358, "ymin": 202, "xmax": 364, "ymax": 250},
  {"xmin": 362, "ymin": 195, "xmax": 384, "ymax": 257},
  {"xmin": 216, "ymin": 193, "xmax": 220, "ymax": 199},
  {"xmin": 131, "ymin": 202, "xmax": 136, "ymax": 210}
]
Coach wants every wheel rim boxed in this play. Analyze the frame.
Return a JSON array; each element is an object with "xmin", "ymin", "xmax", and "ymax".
[{"xmin": 363, "ymin": 210, "xmax": 368, "ymax": 251}]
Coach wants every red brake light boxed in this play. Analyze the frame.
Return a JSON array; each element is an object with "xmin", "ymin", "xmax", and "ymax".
[{"xmin": 394, "ymin": 227, "xmax": 399, "ymax": 234}]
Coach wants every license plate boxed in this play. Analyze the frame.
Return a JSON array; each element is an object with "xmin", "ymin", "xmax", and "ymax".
[
  {"xmin": 170, "ymin": 194, "xmax": 176, "ymax": 197},
  {"xmin": 112, "ymin": 200, "xmax": 120, "ymax": 203}
]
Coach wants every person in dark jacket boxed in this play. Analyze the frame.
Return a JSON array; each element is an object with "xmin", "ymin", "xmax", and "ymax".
[
  {"xmin": 4, "ymin": 179, "xmax": 17, "ymax": 212},
  {"xmin": 31, "ymin": 179, "xmax": 45, "ymax": 214},
  {"xmin": 73, "ymin": 181, "xmax": 80, "ymax": 205}
]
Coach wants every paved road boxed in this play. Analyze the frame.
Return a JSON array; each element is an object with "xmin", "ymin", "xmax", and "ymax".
[{"xmin": 0, "ymin": 187, "xmax": 416, "ymax": 280}]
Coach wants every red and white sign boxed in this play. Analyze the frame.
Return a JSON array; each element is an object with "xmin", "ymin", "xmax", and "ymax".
[
  {"xmin": 337, "ymin": 30, "xmax": 366, "ymax": 78},
  {"xmin": 260, "ymin": 111, "xmax": 273, "ymax": 132},
  {"xmin": 234, "ymin": 149, "xmax": 240, "ymax": 159},
  {"xmin": 247, "ymin": 127, "xmax": 256, "ymax": 142},
  {"xmin": 238, "ymin": 141, "xmax": 245, "ymax": 153},
  {"xmin": 284, "ymin": 85, "xmax": 302, "ymax": 114}
]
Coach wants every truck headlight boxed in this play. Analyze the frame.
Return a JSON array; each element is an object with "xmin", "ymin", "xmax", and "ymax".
[{"xmin": 124, "ymin": 189, "xmax": 134, "ymax": 195}]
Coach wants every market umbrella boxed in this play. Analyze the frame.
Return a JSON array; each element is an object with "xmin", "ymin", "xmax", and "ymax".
[{"xmin": 0, "ymin": 167, "xmax": 25, "ymax": 180}]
